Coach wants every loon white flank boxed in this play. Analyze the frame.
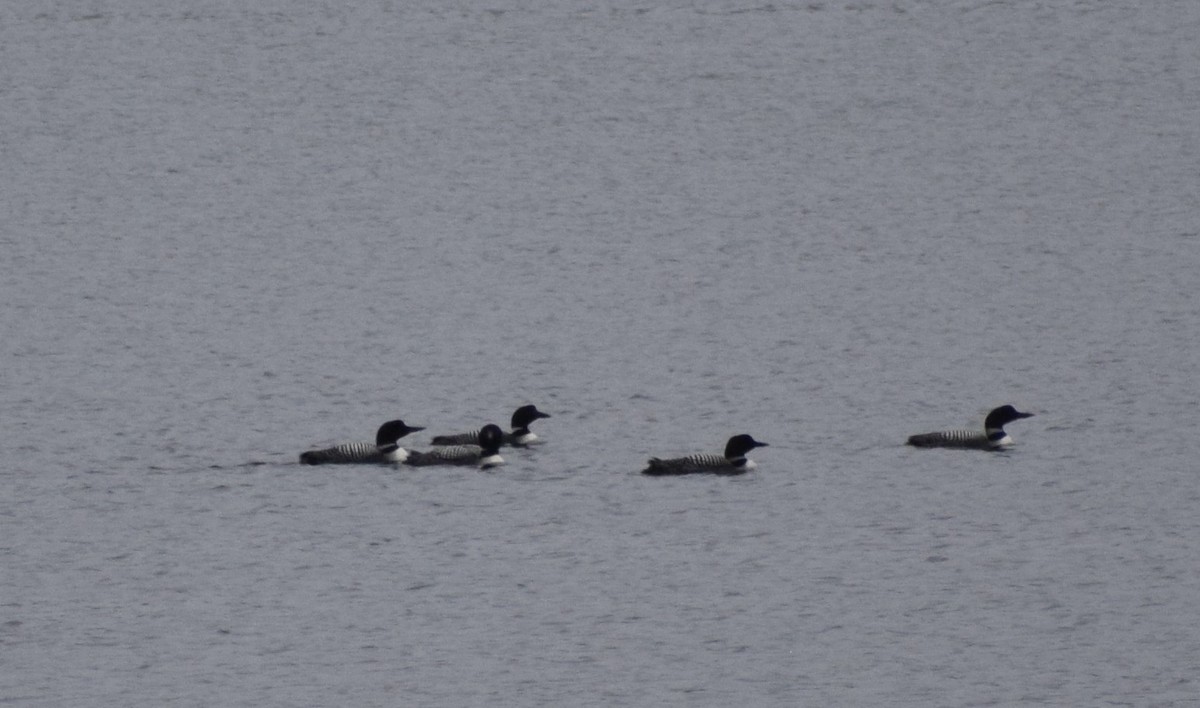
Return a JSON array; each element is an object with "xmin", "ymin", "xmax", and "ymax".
[
  {"xmin": 642, "ymin": 434, "xmax": 769, "ymax": 476},
  {"xmin": 405, "ymin": 423, "xmax": 505, "ymax": 469},
  {"xmin": 906, "ymin": 405, "xmax": 1034, "ymax": 450},
  {"xmin": 299, "ymin": 419, "xmax": 425, "ymax": 465},
  {"xmin": 430, "ymin": 405, "xmax": 551, "ymax": 447}
]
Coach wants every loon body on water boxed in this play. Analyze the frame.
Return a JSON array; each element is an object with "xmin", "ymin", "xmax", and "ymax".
[
  {"xmin": 430, "ymin": 405, "xmax": 551, "ymax": 447},
  {"xmin": 299, "ymin": 420, "xmax": 425, "ymax": 465},
  {"xmin": 405, "ymin": 423, "xmax": 505, "ymax": 469},
  {"xmin": 906, "ymin": 405, "xmax": 1034, "ymax": 450},
  {"xmin": 642, "ymin": 434, "xmax": 769, "ymax": 476}
]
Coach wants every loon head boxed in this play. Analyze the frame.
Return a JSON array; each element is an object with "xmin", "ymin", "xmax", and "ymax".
[
  {"xmin": 511, "ymin": 405, "xmax": 551, "ymax": 429},
  {"xmin": 478, "ymin": 424, "xmax": 505, "ymax": 455},
  {"xmin": 984, "ymin": 405, "xmax": 1034, "ymax": 430},
  {"xmin": 375, "ymin": 419, "xmax": 426, "ymax": 446},
  {"xmin": 478, "ymin": 423, "xmax": 506, "ymax": 469},
  {"xmin": 724, "ymin": 434, "xmax": 769, "ymax": 460}
]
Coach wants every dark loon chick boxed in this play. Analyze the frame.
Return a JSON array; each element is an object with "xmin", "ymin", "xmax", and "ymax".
[
  {"xmin": 299, "ymin": 420, "xmax": 425, "ymax": 465},
  {"xmin": 430, "ymin": 405, "xmax": 551, "ymax": 447},
  {"xmin": 906, "ymin": 404, "xmax": 1034, "ymax": 450},
  {"xmin": 405, "ymin": 423, "xmax": 505, "ymax": 469},
  {"xmin": 642, "ymin": 434, "xmax": 769, "ymax": 476}
]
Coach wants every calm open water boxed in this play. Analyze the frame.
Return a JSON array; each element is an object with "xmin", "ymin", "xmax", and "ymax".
[{"xmin": 3, "ymin": 1, "xmax": 1199, "ymax": 705}]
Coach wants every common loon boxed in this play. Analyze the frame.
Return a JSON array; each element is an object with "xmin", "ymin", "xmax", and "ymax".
[
  {"xmin": 405, "ymin": 423, "xmax": 505, "ymax": 469},
  {"xmin": 642, "ymin": 434, "xmax": 769, "ymax": 476},
  {"xmin": 906, "ymin": 405, "xmax": 1034, "ymax": 450},
  {"xmin": 299, "ymin": 419, "xmax": 425, "ymax": 465},
  {"xmin": 430, "ymin": 405, "xmax": 551, "ymax": 447}
]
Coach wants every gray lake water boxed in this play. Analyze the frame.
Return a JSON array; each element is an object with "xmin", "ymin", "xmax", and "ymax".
[{"xmin": 3, "ymin": 2, "xmax": 1199, "ymax": 705}]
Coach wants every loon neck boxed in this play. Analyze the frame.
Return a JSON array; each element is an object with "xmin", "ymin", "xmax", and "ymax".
[
  {"xmin": 509, "ymin": 428, "xmax": 539, "ymax": 446},
  {"xmin": 380, "ymin": 444, "xmax": 409, "ymax": 463},
  {"xmin": 986, "ymin": 429, "xmax": 1014, "ymax": 446}
]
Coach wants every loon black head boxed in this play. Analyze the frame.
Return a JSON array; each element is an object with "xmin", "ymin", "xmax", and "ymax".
[
  {"xmin": 375, "ymin": 419, "xmax": 425, "ymax": 446},
  {"xmin": 724, "ymin": 434, "xmax": 768, "ymax": 460},
  {"xmin": 984, "ymin": 405, "xmax": 1034, "ymax": 430},
  {"xmin": 478, "ymin": 423, "xmax": 505, "ymax": 455},
  {"xmin": 511, "ymin": 405, "xmax": 551, "ymax": 429}
]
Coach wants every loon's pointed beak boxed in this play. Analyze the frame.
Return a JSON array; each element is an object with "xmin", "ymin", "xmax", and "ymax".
[
  {"xmin": 1017, "ymin": 412, "xmax": 1034, "ymax": 419},
  {"xmin": 409, "ymin": 425, "xmax": 426, "ymax": 432},
  {"xmin": 756, "ymin": 441, "xmax": 769, "ymax": 448}
]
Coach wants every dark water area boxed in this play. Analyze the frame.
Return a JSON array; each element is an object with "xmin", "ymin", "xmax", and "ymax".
[{"xmin": 3, "ymin": 2, "xmax": 1199, "ymax": 705}]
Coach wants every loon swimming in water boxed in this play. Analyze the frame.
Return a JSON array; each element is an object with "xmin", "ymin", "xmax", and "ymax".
[
  {"xmin": 430, "ymin": 405, "xmax": 551, "ymax": 447},
  {"xmin": 405, "ymin": 423, "xmax": 505, "ymax": 469},
  {"xmin": 299, "ymin": 419, "xmax": 425, "ymax": 465},
  {"xmin": 642, "ymin": 434, "xmax": 769, "ymax": 476},
  {"xmin": 906, "ymin": 405, "xmax": 1034, "ymax": 450}
]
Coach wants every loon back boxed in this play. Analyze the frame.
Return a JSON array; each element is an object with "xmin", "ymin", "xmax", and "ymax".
[
  {"xmin": 431, "ymin": 429, "xmax": 536, "ymax": 447},
  {"xmin": 404, "ymin": 444, "xmax": 485, "ymax": 466},
  {"xmin": 300, "ymin": 441, "xmax": 405, "ymax": 465},
  {"xmin": 643, "ymin": 453, "xmax": 753, "ymax": 476},
  {"xmin": 905, "ymin": 430, "xmax": 999, "ymax": 450},
  {"xmin": 429, "ymin": 430, "xmax": 481, "ymax": 446}
]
